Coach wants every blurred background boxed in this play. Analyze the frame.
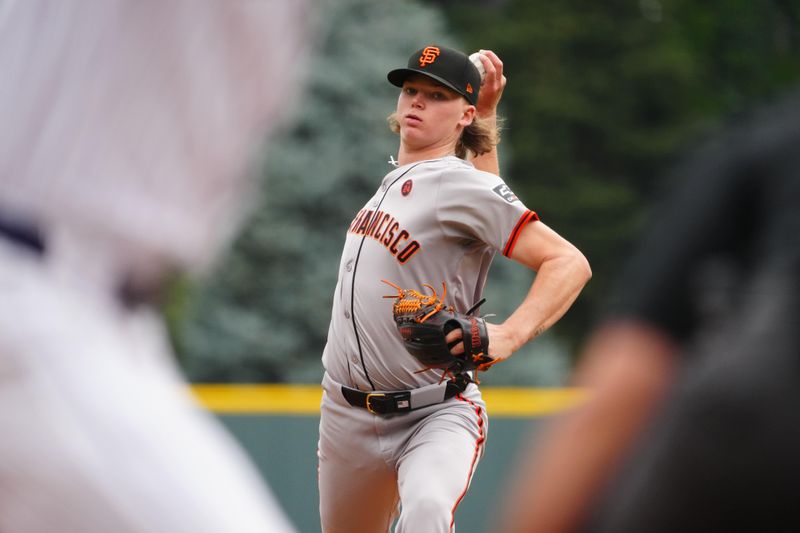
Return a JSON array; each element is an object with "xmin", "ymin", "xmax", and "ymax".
[
  {"xmin": 164, "ymin": 1, "xmax": 798, "ymax": 531},
  {"xmin": 166, "ymin": 0, "xmax": 800, "ymax": 387}
]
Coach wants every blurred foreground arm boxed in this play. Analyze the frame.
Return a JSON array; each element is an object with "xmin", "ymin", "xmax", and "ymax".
[{"xmin": 499, "ymin": 320, "xmax": 677, "ymax": 533}]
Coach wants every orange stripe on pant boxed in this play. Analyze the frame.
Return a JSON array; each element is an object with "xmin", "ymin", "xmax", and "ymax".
[{"xmin": 449, "ymin": 394, "xmax": 487, "ymax": 532}]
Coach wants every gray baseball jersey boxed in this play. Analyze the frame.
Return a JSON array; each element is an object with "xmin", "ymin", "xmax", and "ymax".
[{"xmin": 322, "ymin": 155, "xmax": 538, "ymax": 391}]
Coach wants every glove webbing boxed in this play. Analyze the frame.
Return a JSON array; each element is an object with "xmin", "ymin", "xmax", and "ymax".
[{"xmin": 383, "ymin": 280, "xmax": 451, "ymax": 323}]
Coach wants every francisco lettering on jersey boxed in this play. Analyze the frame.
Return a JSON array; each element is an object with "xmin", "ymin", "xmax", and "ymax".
[
  {"xmin": 493, "ymin": 183, "xmax": 519, "ymax": 203},
  {"xmin": 347, "ymin": 209, "xmax": 421, "ymax": 264}
]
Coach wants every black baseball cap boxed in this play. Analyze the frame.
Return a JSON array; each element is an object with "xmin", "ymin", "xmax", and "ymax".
[{"xmin": 387, "ymin": 45, "xmax": 481, "ymax": 106}]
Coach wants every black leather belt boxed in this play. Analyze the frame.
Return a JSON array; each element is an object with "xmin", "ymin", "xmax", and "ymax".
[{"xmin": 341, "ymin": 373, "xmax": 471, "ymax": 415}]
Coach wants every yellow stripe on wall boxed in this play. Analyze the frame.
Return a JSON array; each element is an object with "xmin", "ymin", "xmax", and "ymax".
[
  {"xmin": 481, "ymin": 387, "xmax": 585, "ymax": 417},
  {"xmin": 192, "ymin": 385, "xmax": 323, "ymax": 415},
  {"xmin": 191, "ymin": 385, "xmax": 585, "ymax": 417}
]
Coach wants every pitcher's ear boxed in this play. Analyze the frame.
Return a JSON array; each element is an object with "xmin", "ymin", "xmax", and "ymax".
[{"xmin": 459, "ymin": 105, "xmax": 476, "ymax": 128}]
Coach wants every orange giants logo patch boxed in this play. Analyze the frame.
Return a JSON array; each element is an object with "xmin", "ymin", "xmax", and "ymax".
[
  {"xmin": 401, "ymin": 179, "xmax": 413, "ymax": 196},
  {"xmin": 419, "ymin": 46, "xmax": 440, "ymax": 67}
]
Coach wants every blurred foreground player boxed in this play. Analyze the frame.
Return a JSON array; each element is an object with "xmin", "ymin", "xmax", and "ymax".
[
  {"xmin": 0, "ymin": 1, "xmax": 309, "ymax": 532},
  {"xmin": 501, "ymin": 88, "xmax": 800, "ymax": 533}
]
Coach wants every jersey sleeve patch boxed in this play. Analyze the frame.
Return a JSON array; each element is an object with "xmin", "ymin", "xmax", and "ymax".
[
  {"xmin": 492, "ymin": 183, "xmax": 520, "ymax": 203},
  {"xmin": 502, "ymin": 210, "xmax": 540, "ymax": 257}
]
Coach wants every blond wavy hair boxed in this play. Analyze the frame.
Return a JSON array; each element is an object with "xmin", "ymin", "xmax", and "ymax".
[{"xmin": 387, "ymin": 112, "xmax": 502, "ymax": 160}]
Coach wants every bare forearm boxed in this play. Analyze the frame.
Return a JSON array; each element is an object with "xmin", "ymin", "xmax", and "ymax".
[
  {"xmin": 470, "ymin": 49, "xmax": 505, "ymax": 176},
  {"xmin": 470, "ymin": 113, "xmax": 500, "ymax": 176},
  {"xmin": 471, "ymin": 147, "xmax": 500, "ymax": 176},
  {"xmin": 504, "ymin": 252, "xmax": 590, "ymax": 350}
]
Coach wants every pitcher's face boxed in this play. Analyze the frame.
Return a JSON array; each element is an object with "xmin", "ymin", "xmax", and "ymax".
[{"xmin": 396, "ymin": 74, "xmax": 475, "ymax": 153}]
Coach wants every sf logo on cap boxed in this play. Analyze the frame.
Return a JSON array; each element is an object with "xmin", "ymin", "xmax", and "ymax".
[{"xmin": 419, "ymin": 46, "xmax": 440, "ymax": 67}]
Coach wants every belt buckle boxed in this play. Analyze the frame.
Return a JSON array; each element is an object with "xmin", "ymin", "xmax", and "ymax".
[{"xmin": 365, "ymin": 393, "xmax": 387, "ymax": 415}]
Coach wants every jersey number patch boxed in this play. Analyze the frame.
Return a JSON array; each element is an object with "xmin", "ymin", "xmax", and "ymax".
[{"xmin": 493, "ymin": 184, "xmax": 519, "ymax": 203}]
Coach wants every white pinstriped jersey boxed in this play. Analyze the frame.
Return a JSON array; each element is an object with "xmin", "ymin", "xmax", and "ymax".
[
  {"xmin": 0, "ymin": 2, "xmax": 309, "ymax": 532},
  {"xmin": 0, "ymin": 0, "xmax": 309, "ymax": 278},
  {"xmin": 322, "ymin": 156, "xmax": 538, "ymax": 391}
]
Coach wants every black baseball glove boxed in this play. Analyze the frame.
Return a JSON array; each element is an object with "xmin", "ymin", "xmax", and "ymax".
[{"xmin": 383, "ymin": 280, "xmax": 497, "ymax": 380}]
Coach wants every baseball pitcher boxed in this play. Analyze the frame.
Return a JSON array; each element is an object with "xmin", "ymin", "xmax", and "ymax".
[{"xmin": 317, "ymin": 44, "xmax": 592, "ymax": 532}]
